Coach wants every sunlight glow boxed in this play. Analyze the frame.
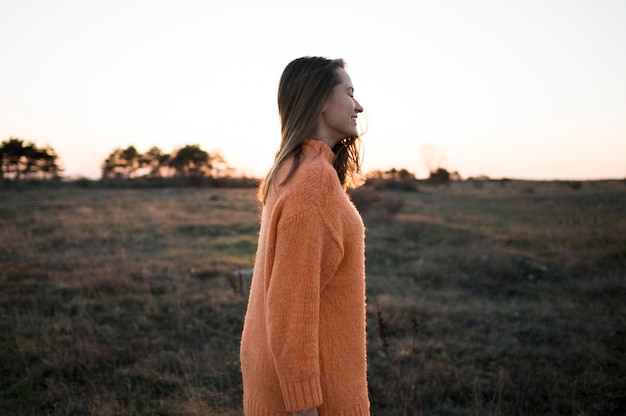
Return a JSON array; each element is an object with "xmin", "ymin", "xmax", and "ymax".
[{"xmin": 1, "ymin": 0, "xmax": 625, "ymax": 180}]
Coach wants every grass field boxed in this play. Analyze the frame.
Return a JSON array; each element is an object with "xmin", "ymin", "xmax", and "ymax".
[{"xmin": 1, "ymin": 179, "xmax": 624, "ymax": 415}]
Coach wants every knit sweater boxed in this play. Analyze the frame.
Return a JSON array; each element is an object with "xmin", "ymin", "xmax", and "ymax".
[{"xmin": 240, "ymin": 139, "xmax": 369, "ymax": 415}]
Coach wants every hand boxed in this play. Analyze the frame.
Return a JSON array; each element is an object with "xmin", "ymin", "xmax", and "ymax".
[{"xmin": 293, "ymin": 408, "xmax": 318, "ymax": 416}]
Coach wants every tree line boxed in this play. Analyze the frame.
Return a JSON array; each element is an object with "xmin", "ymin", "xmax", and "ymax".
[
  {"xmin": 0, "ymin": 138, "xmax": 61, "ymax": 180},
  {"xmin": 101, "ymin": 144, "xmax": 230, "ymax": 179},
  {"xmin": 2, "ymin": 136, "xmax": 457, "ymax": 184},
  {"xmin": 0, "ymin": 138, "xmax": 232, "ymax": 181}
]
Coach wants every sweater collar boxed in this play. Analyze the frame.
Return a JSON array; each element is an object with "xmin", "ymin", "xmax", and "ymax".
[{"xmin": 302, "ymin": 139, "xmax": 335, "ymax": 163}]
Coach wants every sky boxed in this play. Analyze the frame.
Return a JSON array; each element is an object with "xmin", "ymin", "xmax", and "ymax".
[{"xmin": 1, "ymin": 0, "xmax": 625, "ymax": 180}]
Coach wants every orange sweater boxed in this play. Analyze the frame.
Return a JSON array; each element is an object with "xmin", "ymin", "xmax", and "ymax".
[{"xmin": 240, "ymin": 139, "xmax": 370, "ymax": 415}]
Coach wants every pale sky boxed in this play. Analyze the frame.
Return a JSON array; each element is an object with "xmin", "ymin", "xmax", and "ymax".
[{"xmin": 1, "ymin": 0, "xmax": 625, "ymax": 180}]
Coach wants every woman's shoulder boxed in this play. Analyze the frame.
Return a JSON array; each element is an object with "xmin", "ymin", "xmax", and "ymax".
[{"xmin": 275, "ymin": 153, "xmax": 342, "ymax": 215}]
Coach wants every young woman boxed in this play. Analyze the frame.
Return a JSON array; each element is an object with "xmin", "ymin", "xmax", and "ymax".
[{"xmin": 240, "ymin": 56, "xmax": 370, "ymax": 416}]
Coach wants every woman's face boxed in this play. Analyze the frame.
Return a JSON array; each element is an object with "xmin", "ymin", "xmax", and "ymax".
[{"xmin": 315, "ymin": 67, "xmax": 364, "ymax": 147}]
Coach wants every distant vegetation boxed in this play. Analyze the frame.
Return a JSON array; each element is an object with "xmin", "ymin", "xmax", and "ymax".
[
  {"xmin": 1, "ymin": 137, "xmax": 468, "ymax": 187},
  {"xmin": 0, "ymin": 138, "xmax": 61, "ymax": 180},
  {"xmin": 0, "ymin": 138, "xmax": 235, "ymax": 185},
  {"xmin": 101, "ymin": 144, "xmax": 231, "ymax": 180},
  {"xmin": 3, "ymin": 137, "xmax": 620, "ymax": 193}
]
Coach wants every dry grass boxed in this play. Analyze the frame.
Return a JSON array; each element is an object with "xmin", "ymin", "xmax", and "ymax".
[
  {"xmin": 364, "ymin": 180, "xmax": 625, "ymax": 415},
  {"xmin": 1, "ymin": 180, "xmax": 624, "ymax": 415},
  {"xmin": 1, "ymin": 187, "xmax": 256, "ymax": 415}
]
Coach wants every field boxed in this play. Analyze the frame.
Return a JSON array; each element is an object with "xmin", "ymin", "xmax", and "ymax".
[{"xmin": 1, "ymin": 179, "xmax": 624, "ymax": 415}]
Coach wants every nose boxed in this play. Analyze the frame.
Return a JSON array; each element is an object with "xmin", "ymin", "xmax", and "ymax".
[{"xmin": 354, "ymin": 99, "xmax": 363, "ymax": 113}]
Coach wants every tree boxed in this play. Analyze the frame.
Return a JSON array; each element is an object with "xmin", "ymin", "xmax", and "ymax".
[
  {"xmin": 119, "ymin": 146, "xmax": 141, "ymax": 177},
  {"xmin": 0, "ymin": 137, "xmax": 61, "ymax": 180},
  {"xmin": 168, "ymin": 144, "xmax": 211, "ymax": 178},
  {"xmin": 24, "ymin": 144, "xmax": 61, "ymax": 179},
  {"xmin": 0, "ymin": 138, "xmax": 24, "ymax": 179},
  {"xmin": 101, "ymin": 146, "xmax": 141, "ymax": 179},
  {"xmin": 142, "ymin": 146, "xmax": 170, "ymax": 178},
  {"xmin": 101, "ymin": 144, "xmax": 230, "ymax": 180},
  {"xmin": 428, "ymin": 168, "xmax": 451, "ymax": 185}
]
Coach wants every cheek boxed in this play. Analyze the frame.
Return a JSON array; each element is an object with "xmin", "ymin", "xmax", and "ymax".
[{"xmin": 342, "ymin": 97, "xmax": 356, "ymax": 113}]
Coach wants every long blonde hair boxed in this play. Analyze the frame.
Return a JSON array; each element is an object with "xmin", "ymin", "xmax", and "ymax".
[{"xmin": 259, "ymin": 56, "xmax": 365, "ymax": 203}]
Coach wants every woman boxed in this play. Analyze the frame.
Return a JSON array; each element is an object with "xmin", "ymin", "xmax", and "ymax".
[{"xmin": 240, "ymin": 56, "xmax": 370, "ymax": 416}]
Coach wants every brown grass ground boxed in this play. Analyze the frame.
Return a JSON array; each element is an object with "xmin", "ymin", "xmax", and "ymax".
[{"xmin": 1, "ymin": 180, "xmax": 624, "ymax": 415}]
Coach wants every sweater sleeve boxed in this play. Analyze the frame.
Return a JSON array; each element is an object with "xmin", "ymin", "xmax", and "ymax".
[{"xmin": 264, "ymin": 206, "xmax": 342, "ymax": 412}]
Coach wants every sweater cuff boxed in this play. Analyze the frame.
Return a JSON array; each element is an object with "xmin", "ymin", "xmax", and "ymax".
[{"xmin": 281, "ymin": 378, "xmax": 323, "ymax": 412}]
